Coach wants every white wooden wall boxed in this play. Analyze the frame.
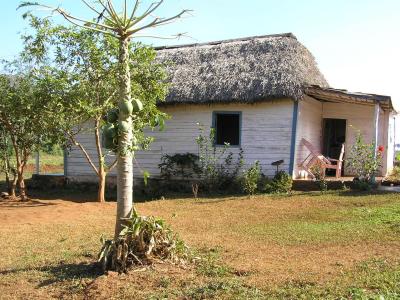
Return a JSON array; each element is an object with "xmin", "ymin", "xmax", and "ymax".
[
  {"xmin": 66, "ymin": 99, "xmax": 295, "ymax": 182},
  {"xmin": 294, "ymin": 96, "xmax": 323, "ymax": 177},
  {"xmin": 65, "ymin": 97, "xmax": 394, "ymax": 182}
]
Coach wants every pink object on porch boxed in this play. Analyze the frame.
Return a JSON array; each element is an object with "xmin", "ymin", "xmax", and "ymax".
[{"xmin": 299, "ymin": 138, "xmax": 345, "ymax": 178}]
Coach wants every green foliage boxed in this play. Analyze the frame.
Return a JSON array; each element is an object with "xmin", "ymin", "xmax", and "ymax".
[
  {"xmin": 241, "ymin": 161, "xmax": 261, "ymax": 195},
  {"xmin": 396, "ymin": 152, "xmax": 400, "ymax": 161},
  {"xmin": 386, "ymin": 166, "xmax": 400, "ymax": 182},
  {"xmin": 310, "ymin": 162, "xmax": 328, "ymax": 193},
  {"xmin": 352, "ymin": 178, "xmax": 376, "ymax": 191},
  {"xmin": 263, "ymin": 171, "xmax": 293, "ymax": 194},
  {"xmin": 23, "ymin": 15, "xmax": 169, "ymax": 155},
  {"xmin": 195, "ymin": 247, "xmax": 232, "ymax": 278},
  {"xmin": 196, "ymin": 125, "xmax": 244, "ymax": 192},
  {"xmin": 99, "ymin": 210, "xmax": 189, "ymax": 273},
  {"xmin": 159, "ymin": 153, "xmax": 201, "ymax": 180},
  {"xmin": 0, "ymin": 58, "xmax": 67, "ymax": 198},
  {"xmin": 347, "ymin": 131, "xmax": 383, "ymax": 186}
]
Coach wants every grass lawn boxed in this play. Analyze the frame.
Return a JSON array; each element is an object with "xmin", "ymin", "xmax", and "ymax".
[{"xmin": 0, "ymin": 191, "xmax": 399, "ymax": 299}]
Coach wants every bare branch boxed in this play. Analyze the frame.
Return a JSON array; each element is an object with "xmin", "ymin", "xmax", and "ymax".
[
  {"xmin": 107, "ymin": 158, "xmax": 118, "ymax": 171},
  {"xmin": 128, "ymin": 0, "xmax": 164, "ymax": 28},
  {"xmin": 96, "ymin": 0, "xmax": 123, "ymax": 28},
  {"xmin": 56, "ymin": 7, "xmax": 117, "ymax": 31},
  {"xmin": 81, "ymin": 0, "xmax": 115, "ymax": 24},
  {"xmin": 97, "ymin": 0, "xmax": 114, "ymax": 17},
  {"xmin": 59, "ymin": 14, "xmax": 117, "ymax": 37},
  {"xmin": 127, "ymin": 0, "xmax": 141, "ymax": 27},
  {"xmin": 106, "ymin": 0, "xmax": 121, "ymax": 23},
  {"xmin": 123, "ymin": 0, "xmax": 127, "ymax": 23},
  {"xmin": 68, "ymin": 132, "xmax": 99, "ymax": 175},
  {"xmin": 128, "ymin": 9, "xmax": 191, "ymax": 35},
  {"xmin": 132, "ymin": 32, "xmax": 190, "ymax": 40},
  {"xmin": 18, "ymin": 2, "xmax": 118, "ymax": 37}
]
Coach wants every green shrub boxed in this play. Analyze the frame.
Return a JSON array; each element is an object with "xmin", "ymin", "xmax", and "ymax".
[
  {"xmin": 241, "ymin": 161, "xmax": 261, "ymax": 195},
  {"xmin": 346, "ymin": 131, "xmax": 383, "ymax": 188},
  {"xmin": 386, "ymin": 166, "xmax": 400, "ymax": 182},
  {"xmin": 310, "ymin": 162, "xmax": 328, "ymax": 193},
  {"xmin": 352, "ymin": 179, "xmax": 376, "ymax": 191},
  {"xmin": 196, "ymin": 125, "xmax": 244, "ymax": 193},
  {"xmin": 159, "ymin": 153, "xmax": 201, "ymax": 180},
  {"xmin": 263, "ymin": 171, "xmax": 293, "ymax": 194}
]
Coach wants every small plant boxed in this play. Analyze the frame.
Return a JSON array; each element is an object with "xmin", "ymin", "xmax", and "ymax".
[
  {"xmin": 241, "ymin": 161, "xmax": 261, "ymax": 195},
  {"xmin": 347, "ymin": 132, "xmax": 383, "ymax": 189},
  {"xmin": 98, "ymin": 209, "xmax": 189, "ymax": 273},
  {"xmin": 310, "ymin": 162, "xmax": 328, "ymax": 193},
  {"xmin": 386, "ymin": 166, "xmax": 400, "ymax": 182},
  {"xmin": 196, "ymin": 124, "xmax": 244, "ymax": 192},
  {"xmin": 159, "ymin": 153, "xmax": 201, "ymax": 180},
  {"xmin": 195, "ymin": 247, "xmax": 232, "ymax": 278},
  {"xmin": 263, "ymin": 171, "xmax": 293, "ymax": 194}
]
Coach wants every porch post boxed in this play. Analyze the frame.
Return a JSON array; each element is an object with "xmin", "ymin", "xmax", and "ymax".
[
  {"xmin": 373, "ymin": 103, "xmax": 380, "ymax": 158},
  {"xmin": 289, "ymin": 101, "xmax": 299, "ymax": 177}
]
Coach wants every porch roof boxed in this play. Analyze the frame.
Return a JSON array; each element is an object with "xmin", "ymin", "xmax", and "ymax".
[{"xmin": 305, "ymin": 85, "xmax": 394, "ymax": 111}]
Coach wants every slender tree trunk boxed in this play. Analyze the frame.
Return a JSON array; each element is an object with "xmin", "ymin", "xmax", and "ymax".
[
  {"xmin": 10, "ymin": 170, "xmax": 17, "ymax": 197},
  {"xmin": 16, "ymin": 162, "xmax": 27, "ymax": 201},
  {"xmin": 98, "ymin": 170, "xmax": 106, "ymax": 203},
  {"xmin": 10, "ymin": 138, "xmax": 26, "ymax": 200},
  {"xmin": 115, "ymin": 37, "xmax": 134, "ymax": 238},
  {"xmin": 94, "ymin": 118, "xmax": 106, "ymax": 203},
  {"xmin": 4, "ymin": 159, "xmax": 11, "ymax": 194}
]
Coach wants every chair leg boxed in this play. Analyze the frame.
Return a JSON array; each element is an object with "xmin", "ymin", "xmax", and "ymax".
[{"xmin": 336, "ymin": 166, "xmax": 341, "ymax": 178}]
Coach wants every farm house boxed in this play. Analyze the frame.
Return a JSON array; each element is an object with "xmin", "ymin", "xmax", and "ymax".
[{"xmin": 64, "ymin": 33, "xmax": 396, "ymax": 182}]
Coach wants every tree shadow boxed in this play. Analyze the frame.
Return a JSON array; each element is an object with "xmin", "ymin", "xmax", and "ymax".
[
  {"xmin": 0, "ymin": 261, "xmax": 103, "ymax": 288},
  {"xmin": 28, "ymin": 189, "xmax": 100, "ymax": 203},
  {"xmin": 37, "ymin": 262, "xmax": 103, "ymax": 288},
  {"xmin": 0, "ymin": 198, "xmax": 56, "ymax": 208}
]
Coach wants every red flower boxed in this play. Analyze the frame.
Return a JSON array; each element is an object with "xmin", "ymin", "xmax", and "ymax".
[{"xmin": 378, "ymin": 145, "xmax": 384, "ymax": 153}]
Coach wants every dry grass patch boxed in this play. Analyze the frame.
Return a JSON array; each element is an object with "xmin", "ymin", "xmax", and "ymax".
[{"xmin": 0, "ymin": 191, "xmax": 399, "ymax": 298}]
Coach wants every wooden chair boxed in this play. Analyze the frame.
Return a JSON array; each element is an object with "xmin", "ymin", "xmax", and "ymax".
[{"xmin": 299, "ymin": 138, "xmax": 345, "ymax": 178}]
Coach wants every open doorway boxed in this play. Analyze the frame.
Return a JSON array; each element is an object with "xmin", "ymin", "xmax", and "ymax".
[{"xmin": 323, "ymin": 118, "xmax": 346, "ymax": 176}]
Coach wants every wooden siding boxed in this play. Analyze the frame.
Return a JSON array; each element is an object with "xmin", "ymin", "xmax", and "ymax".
[
  {"xmin": 66, "ymin": 99, "xmax": 295, "ymax": 181},
  {"xmin": 294, "ymin": 96, "xmax": 323, "ymax": 177}
]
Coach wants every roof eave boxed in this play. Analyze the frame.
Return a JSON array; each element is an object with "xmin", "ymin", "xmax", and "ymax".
[{"xmin": 305, "ymin": 85, "xmax": 394, "ymax": 111}]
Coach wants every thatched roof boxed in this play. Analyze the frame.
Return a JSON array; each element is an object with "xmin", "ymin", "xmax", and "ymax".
[{"xmin": 156, "ymin": 33, "xmax": 329, "ymax": 104}]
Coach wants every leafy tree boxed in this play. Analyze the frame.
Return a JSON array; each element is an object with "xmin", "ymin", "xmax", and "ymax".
[
  {"xmin": 23, "ymin": 16, "xmax": 169, "ymax": 203},
  {"xmin": 0, "ymin": 66, "xmax": 65, "ymax": 200},
  {"xmin": 20, "ymin": 0, "xmax": 188, "ymax": 234}
]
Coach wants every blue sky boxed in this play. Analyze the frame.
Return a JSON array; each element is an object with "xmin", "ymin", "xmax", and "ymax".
[{"xmin": 1, "ymin": 0, "xmax": 400, "ymax": 112}]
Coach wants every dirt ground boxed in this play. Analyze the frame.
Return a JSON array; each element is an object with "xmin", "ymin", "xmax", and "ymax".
[{"xmin": 1, "ymin": 192, "xmax": 399, "ymax": 293}]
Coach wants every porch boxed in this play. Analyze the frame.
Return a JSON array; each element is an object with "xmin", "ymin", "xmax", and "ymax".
[{"xmin": 292, "ymin": 86, "xmax": 395, "ymax": 179}]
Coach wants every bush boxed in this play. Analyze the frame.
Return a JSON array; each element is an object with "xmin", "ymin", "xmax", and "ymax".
[
  {"xmin": 310, "ymin": 162, "xmax": 328, "ymax": 193},
  {"xmin": 346, "ymin": 132, "xmax": 383, "ymax": 185},
  {"xmin": 241, "ymin": 161, "xmax": 261, "ymax": 195},
  {"xmin": 263, "ymin": 171, "xmax": 293, "ymax": 194},
  {"xmin": 159, "ymin": 153, "xmax": 201, "ymax": 180},
  {"xmin": 196, "ymin": 125, "xmax": 244, "ymax": 193},
  {"xmin": 352, "ymin": 178, "xmax": 377, "ymax": 191},
  {"xmin": 387, "ymin": 166, "xmax": 400, "ymax": 182},
  {"xmin": 99, "ymin": 210, "xmax": 189, "ymax": 272}
]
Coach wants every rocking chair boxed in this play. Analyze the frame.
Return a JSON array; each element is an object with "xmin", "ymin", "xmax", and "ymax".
[{"xmin": 299, "ymin": 138, "xmax": 345, "ymax": 178}]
